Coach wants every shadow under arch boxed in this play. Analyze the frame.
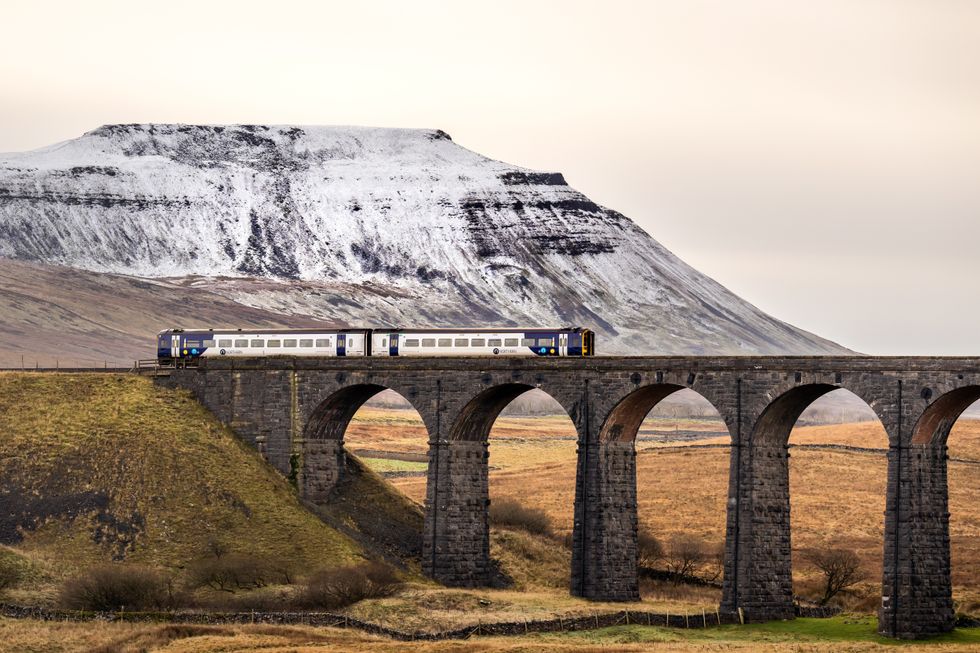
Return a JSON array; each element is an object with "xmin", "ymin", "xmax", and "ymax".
[
  {"xmin": 304, "ymin": 383, "xmax": 429, "ymax": 441},
  {"xmin": 449, "ymin": 382, "xmax": 544, "ymax": 442},
  {"xmin": 299, "ymin": 382, "xmax": 431, "ymax": 503},
  {"xmin": 912, "ymin": 386, "xmax": 980, "ymax": 445},
  {"xmin": 750, "ymin": 383, "xmax": 839, "ymax": 446},
  {"xmin": 599, "ymin": 383, "xmax": 733, "ymax": 443}
]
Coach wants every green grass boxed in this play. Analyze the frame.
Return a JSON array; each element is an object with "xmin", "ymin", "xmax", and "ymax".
[
  {"xmin": 532, "ymin": 615, "xmax": 980, "ymax": 646},
  {"xmin": 360, "ymin": 457, "xmax": 428, "ymax": 473}
]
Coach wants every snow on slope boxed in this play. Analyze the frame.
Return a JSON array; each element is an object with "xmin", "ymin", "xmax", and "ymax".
[{"xmin": 0, "ymin": 124, "xmax": 849, "ymax": 355}]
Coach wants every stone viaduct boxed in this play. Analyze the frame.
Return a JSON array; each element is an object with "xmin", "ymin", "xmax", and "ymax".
[{"xmin": 161, "ymin": 355, "xmax": 980, "ymax": 639}]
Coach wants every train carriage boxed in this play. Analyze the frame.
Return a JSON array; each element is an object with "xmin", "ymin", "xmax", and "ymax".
[{"xmin": 157, "ymin": 327, "xmax": 593, "ymax": 363}]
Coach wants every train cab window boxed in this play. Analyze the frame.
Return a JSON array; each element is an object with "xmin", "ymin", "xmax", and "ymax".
[
  {"xmin": 267, "ymin": 340, "xmax": 281, "ymax": 348},
  {"xmin": 488, "ymin": 339, "xmax": 502, "ymax": 347},
  {"xmin": 421, "ymin": 338, "xmax": 436, "ymax": 347},
  {"xmin": 520, "ymin": 338, "xmax": 535, "ymax": 347},
  {"xmin": 235, "ymin": 339, "xmax": 248, "ymax": 347},
  {"xmin": 203, "ymin": 339, "xmax": 215, "ymax": 348},
  {"xmin": 437, "ymin": 338, "xmax": 452, "ymax": 347},
  {"xmin": 250, "ymin": 340, "xmax": 264, "ymax": 348},
  {"xmin": 299, "ymin": 339, "xmax": 314, "ymax": 347},
  {"xmin": 471, "ymin": 338, "xmax": 486, "ymax": 347},
  {"xmin": 454, "ymin": 338, "xmax": 468, "ymax": 347},
  {"xmin": 283, "ymin": 339, "xmax": 297, "ymax": 347},
  {"xmin": 315, "ymin": 339, "xmax": 330, "ymax": 347},
  {"xmin": 405, "ymin": 339, "xmax": 420, "ymax": 347},
  {"xmin": 504, "ymin": 338, "xmax": 519, "ymax": 347},
  {"xmin": 218, "ymin": 339, "xmax": 232, "ymax": 347},
  {"xmin": 537, "ymin": 338, "xmax": 554, "ymax": 347}
]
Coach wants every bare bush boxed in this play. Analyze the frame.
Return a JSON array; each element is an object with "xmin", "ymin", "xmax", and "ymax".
[
  {"xmin": 806, "ymin": 548, "xmax": 865, "ymax": 606},
  {"xmin": 187, "ymin": 553, "xmax": 276, "ymax": 593},
  {"xmin": 489, "ymin": 498, "xmax": 553, "ymax": 537},
  {"xmin": 663, "ymin": 536, "xmax": 711, "ymax": 583},
  {"xmin": 59, "ymin": 565, "xmax": 179, "ymax": 611},
  {"xmin": 637, "ymin": 530, "xmax": 664, "ymax": 570},
  {"xmin": 296, "ymin": 562, "xmax": 402, "ymax": 609}
]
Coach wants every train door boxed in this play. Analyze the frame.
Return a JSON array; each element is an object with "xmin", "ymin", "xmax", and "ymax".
[
  {"xmin": 337, "ymin": 334, "xmax": 347, "ymax": 357},
  {"xmin": 567, "ymin": 332, "xmax": 582, "ymax": 356},
  {"xmin": 559, "ymin": 333, "xmax": 568, "ymax": 356},
  {"xmin": 172, "ymin": 334, "xmax": 181, "ymax": 359},
  {"xmin": 389, "ymin": 333, "xmax": 399, "ymax": 356}
]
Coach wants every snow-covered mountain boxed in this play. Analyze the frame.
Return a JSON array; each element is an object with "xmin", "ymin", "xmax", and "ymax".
[{"xmin": 0, "ymin": 124, "xmax": 849, "ymax": 355}]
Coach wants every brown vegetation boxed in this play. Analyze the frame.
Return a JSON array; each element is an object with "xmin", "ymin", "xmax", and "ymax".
[
  {"xmin": 58, "ymin": 564, "xmax": 180, "ymax": 612},
  {"xmin": 805, "ymin": 548, "xmax": 866, "ymax": 606},
  {"xmin": 296, "ymin": 562, "xmax": 403, "ymax": 610},
  {"xmin": 489, "ymin": 498, "xmax": 554, "ymax": 538}
]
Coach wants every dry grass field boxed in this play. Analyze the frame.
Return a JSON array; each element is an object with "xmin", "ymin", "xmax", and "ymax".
[{"xmin": 351, "ymin": 405, "xmax": 980, "ymax": 612}]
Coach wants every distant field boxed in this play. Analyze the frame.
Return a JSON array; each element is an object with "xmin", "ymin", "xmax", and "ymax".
[{"xmin": 352, "ymin": 407, "xmax": 980, "ymax": 612}]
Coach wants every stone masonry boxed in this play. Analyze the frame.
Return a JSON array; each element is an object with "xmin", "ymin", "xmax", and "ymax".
[{"xmin": 160, "ymin": 355, "xmax": 980, "ymax": 639}]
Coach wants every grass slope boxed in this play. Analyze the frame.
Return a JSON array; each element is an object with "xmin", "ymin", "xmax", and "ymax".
[{"xmin": 0, "ymin": 372, "xmax": 363, "ymax": 586}]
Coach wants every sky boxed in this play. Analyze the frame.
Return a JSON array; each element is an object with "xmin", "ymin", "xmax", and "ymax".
[{"xmin": 1, "ymin": 0, "xmax": 978, "ymax": 355}]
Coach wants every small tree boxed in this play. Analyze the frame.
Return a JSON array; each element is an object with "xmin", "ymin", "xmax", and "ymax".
[
  {"xmin": 806, "ymin": 548, "xmax": 864, "ymax": 606},
  {"xmin": 664, "ymin": 536, "xmax": 709, "ymax": 582}
]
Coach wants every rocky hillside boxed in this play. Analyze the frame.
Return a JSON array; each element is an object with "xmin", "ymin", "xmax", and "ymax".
[{"xmin": 0, "ymin": 124, "xmax": 849, "ymax": 356}]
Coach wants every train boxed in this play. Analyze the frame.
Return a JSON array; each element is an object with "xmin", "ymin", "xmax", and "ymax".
[{"xmin": 157, "ymin": 327, "xmax": 595, "ymax": 363}]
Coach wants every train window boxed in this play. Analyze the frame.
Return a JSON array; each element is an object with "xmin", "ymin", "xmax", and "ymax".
[
  {"xmin": 203, "ymin": 339, "xmax": 215, "ymax": 348},
  {"xmin": 382, "ymin": 338, "xmax": 387, "ymax": 347},
  {"xmin": 299, "ymin": 339, "xmax": 314, "ymax": 347},
  {"xmin": 488, "ymin": 339, "xmax": 502, "ymax": 347},
  {"xmin": 267, "ymin": 340, "xmax": 281, "ymax": 348},
  {"xmin": 405, "ymin": 339, "xmax": 420, "ymax": 347},
  {"xmin": 537, "ymin": 338, "xmax": 554, "ymax": 347},
  {"xmin": 218, "ymin": 339, "xmax": 232, "ymax": 347},
  {"xmin": 250, "ymin": 340, "xmax": 264, "ymax": 347},
  {"xmin": 283, "ymin": 339, "xmax": 297, "ymax": 347},
  {"xmin": 235, "ymin": 339, "xmax": 248, "ymax": 347},
  {"xmin": 315, "ymin": 339, "xmax": 330, "ymax": 347},
  {"xmin": 421, "ymin": 338, "xmax": 436, "ymax": 347},
  {"xmin": 520, "ymin": 338, "xmax": 535, "ymax": 347},
  {"xmin": 437, "ymin": 338, "xmax": 452, "ymax": 347},
  {"xmin": 454, "ymin": 338, "xmax": 468, "ymax": 347},
  {"xmin": 185, "ymin": 340, "xmax": 201, "ymax": 348},
  {"xmin": 471, "ymin": 338, "xmax": 486, "ymax": 347},
  {"xmin": 504, "ymin": 338, "xmax": 519, "ymax": 347}
]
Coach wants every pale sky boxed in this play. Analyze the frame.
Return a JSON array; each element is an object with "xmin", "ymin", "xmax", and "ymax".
[{"xmin": 1, "ymin": 1, "xmax": 978, "ymax": 355}]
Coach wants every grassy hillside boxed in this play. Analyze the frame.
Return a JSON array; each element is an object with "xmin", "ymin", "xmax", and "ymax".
[{"xmin": 0, "ymin": 372, "xmax": 366, "ymax": 588}]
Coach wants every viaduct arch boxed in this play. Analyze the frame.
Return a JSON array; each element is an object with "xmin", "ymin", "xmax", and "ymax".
[{"xmin": 161, "ymin": 355, "xmax": 980, "ymax": 639}]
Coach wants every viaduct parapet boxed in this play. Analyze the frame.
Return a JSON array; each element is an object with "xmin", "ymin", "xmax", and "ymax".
[{"xmin": 159, "ymin": 356, "xmax": 980, "ymax": 639}]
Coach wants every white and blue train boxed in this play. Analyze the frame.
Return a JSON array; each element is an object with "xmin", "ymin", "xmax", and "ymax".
[{"xmin": 157, "ymin": 327, "xmax": 595, "ymax": 363}]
